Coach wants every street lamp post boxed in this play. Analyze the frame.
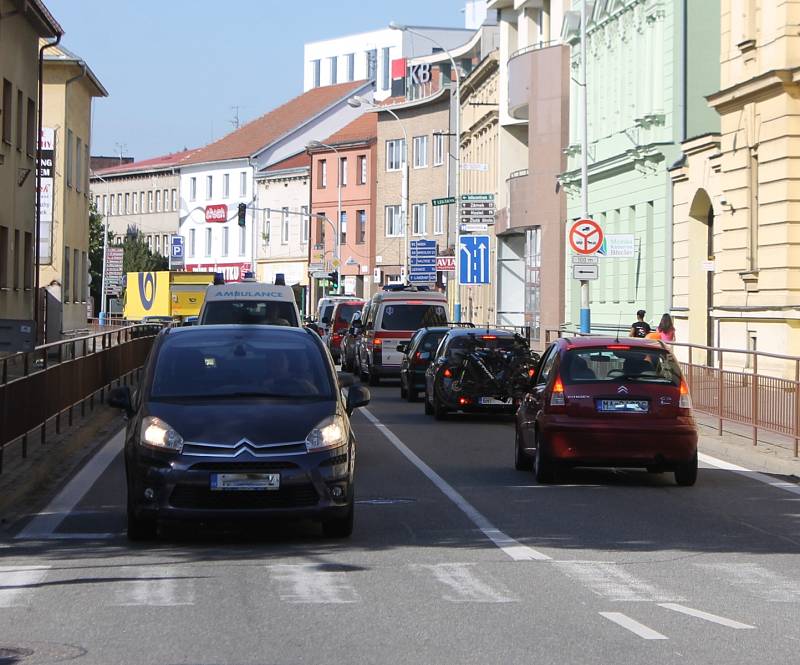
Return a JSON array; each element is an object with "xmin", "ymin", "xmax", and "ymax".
[
  {"xmin": 579, "ymin": 0, "xmax": 591, "ymax": 333},
  {"xmin": 347, "ymin": 95, "xmax": 410, "ymax": 281},
  {"xmin": 389, "ymin": 21, "xmax": 461, "ymax": 318},
  {"xmin": 307, "ymin": 140, "xmax": 343, "ymax": 294}
]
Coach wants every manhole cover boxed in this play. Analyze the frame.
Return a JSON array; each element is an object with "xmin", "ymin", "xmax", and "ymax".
[
  {"xmin": 356, "ymin": 497, "xmax": 417, "ymax": 505},
  {"xmin": 0, "ymin": 643, "xmax": 86, "ymax": 664}
]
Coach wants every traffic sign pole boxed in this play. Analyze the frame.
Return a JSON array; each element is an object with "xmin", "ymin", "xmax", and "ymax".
[{"xmin": 579, "ymin": 0, "xmax": 590, "ymax": 334}]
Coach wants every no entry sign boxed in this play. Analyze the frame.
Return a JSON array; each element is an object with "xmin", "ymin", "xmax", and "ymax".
[{"xmin": 569, "ymin": 218, "xmax": 604, "ymax": 255}]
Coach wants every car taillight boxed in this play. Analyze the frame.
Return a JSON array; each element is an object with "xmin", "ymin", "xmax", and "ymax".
[
  {"xmin": 482, "ymin": 335, "xmax": 497, "ymax": 340},
  {"xmin": 528, "ymin": 368, "xmax": 535, "ymax": 378},
  {"xmin": 550, "ymin": 375, "xmax": 566, "ymax": 406},
  {"xmin": 372, "ymin": 338, "xmax": 382, "ymax": 347},
  {"xmin": 443, "ymin": 368, "xmax": 452, "ymax": 378},
  {"xmin": 679, "ymin": 380, "xmax": 692, "ymax": 409},
  {"xmin": 458, "ymin": 396, "xmax": 471, "ymax": 406}
]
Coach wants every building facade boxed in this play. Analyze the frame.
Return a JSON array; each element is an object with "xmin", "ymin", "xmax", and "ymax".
[
  {"xmin": 0, "ymin": 0, "xmax": 61, "ymax": 325},
  {"xmin": 308, "ymin": 114, "xmax": 378, "ymax": 303}
]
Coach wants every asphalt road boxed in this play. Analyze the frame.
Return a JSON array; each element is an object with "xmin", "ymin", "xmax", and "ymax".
[{"xmin": 2, "ymin": 381, "xmax": 800, "ymax": 665}]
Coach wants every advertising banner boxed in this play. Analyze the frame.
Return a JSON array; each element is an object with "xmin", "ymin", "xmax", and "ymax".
[{"xmin": 37, "ymin": 127, "xmax": 55, "ymax": 264}]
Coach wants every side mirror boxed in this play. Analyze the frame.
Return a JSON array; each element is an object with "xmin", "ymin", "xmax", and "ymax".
[
  {"xmin": 365, "ymin": 321, "xmax": 373, "ymax": 331},
  {"xmin": 418, "ymin": 351, "xmax": 431, "ymax": 362},
  {"xmin": 436, "ymin": 356, "xmax": 447, "ymax": 366},
  {"xmin": 109, "ymin": 385, "xmax": 134, "ymax": 416},
  {"xmin": 337, "ymin": 371, "xmax": 356, "ymax": 388},
  {"xmin": 346, "ymin": 384, "xmax": 370, "ymax": 415},
  {"xmin": 396, "ymin": 343, "xmax": 407, "ymax": 353}
]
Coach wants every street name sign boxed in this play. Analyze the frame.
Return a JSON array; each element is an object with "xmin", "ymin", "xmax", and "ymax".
[
  {"xmin": 410, "ymin": 239, "xmax": 437, "ymax": 283},
  {"xmin": 460, "ymin": 217, "xmax": 494, "ymax": 225},
  {"xmin": 432, "ymin": 196, "xmax": 456, "ymax": 207},
  {"xmin": 461, "ymin": 162, "xmax": 489, "ymax": 172},
  {"xmin": 572, "ymin": 264, "xmax": 599, "ymax": 280},
  {"xmin": 460, "ymin": 223, "xmax": 489, "ymax": 232},
  {"xmin": 460, "ymin": 201, "xmax": 495, "ymax": 209},
  {"xmin": 461, "ymin": 193, "xmax": 495, "ymax": 202},
  {"xmin": 459, "ymin": 235, "xmax": 490, "ymax": 285},
  {"xmin": 568, "ymin": 218, "xmax": 604, "ymax": 256},
  {"xmin": 105, "ymin": 247, "xmax": 124, "ymax": 295}
]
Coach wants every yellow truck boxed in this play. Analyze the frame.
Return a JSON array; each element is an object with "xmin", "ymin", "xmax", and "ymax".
[{"xmin": 123, "ymin": 271, "xmax": 217, "ymax": 322}]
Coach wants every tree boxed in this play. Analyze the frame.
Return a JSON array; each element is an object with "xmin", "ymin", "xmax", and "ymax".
[
  {"xmin": 121, "ymin": 226, "xmax": 168, "ymax": 273},
  {"xmin": 88, "ymin": 203, "xmax": 109, "ymax": 314}
]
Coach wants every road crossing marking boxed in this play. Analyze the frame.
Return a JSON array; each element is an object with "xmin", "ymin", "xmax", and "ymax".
[
  {"xmin": 599, "ymin": 612, "xmax": 668, "ymax": 640},
  {"xmin": 415, "ymin": 563, "xmax": 516, "ymax": 603},
  {"xmin": 360, "ymin": 408, "xmax": 551, "ymax": 562},
  {"xmin": 555, "ymin": 561, "xmax": 681, "ymax": 602},
  {"xmin": 0, "ymin": 566, "xmax": 50, "ymax": 607},
  {"xmin": 658, "ymin": 603, "xmax": 755, "ymax": 629},
  {"xmin": 113, "ymin": 567, "xmax": 195, "ymax": 607},
  {"xmin": 268, "ymin": 564, "xmax": 359, "ymax": 604},
  {"xmin": 695, "ymin": 562, "xmax": 800, "ymax": 602},
  {"xmin": 698, "ymin": 453, "xmax": 800, "ymax": 497}
]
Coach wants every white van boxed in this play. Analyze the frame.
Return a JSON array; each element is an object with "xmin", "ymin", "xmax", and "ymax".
[
  {"xmin": 198, "ymin": 282, "xmax": 301, "ymax": 326},
  {"xmin": 316, "ymin": 295, "xmax": 353, "ymax": 338},
  {"xmin": 356, "ymin": 289, "xmax": 448, "ymax": 385}
]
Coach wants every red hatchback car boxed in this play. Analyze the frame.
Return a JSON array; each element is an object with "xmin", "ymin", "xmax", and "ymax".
[
  {"xmin": 515, "ymin": 337, "xmax": 698, "ymax": 485},
  {"xmin": 327, "ymin": 300, "xmax": 365, "ymax": 364}
]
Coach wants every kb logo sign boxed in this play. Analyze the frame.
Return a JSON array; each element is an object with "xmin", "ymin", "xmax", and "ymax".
[{"xmin": 409, "ymin": 63, "xmax": 431, "ymax": 86}]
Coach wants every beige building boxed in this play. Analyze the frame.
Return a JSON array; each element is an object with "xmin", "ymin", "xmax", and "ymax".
[
  {"xmin": 39, "ymin": 43, "xmax": 107, "ymax": 335},
  {"xmin": 0, "ymin": 0, "xmax": 61, "ymax": 326},
  {"xmin": 672, "ymin": 0, "xmax": 800, "ymax": 372},
  {"xmin": 375, "ymin": 90, "xmax": 452, "ymax": 289}
]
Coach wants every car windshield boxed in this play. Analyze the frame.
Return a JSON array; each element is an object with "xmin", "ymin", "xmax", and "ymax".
[
  {"xmin": 421, "ymin": 331, "xmax": 447, "ymax": 352},
  {"xmin": 321, "ymin": 304, "xmax": 335, "ymax": 322},
  {"xmin": 336, "ymin": 304, "xmax": 361, "ymax": 324},
  {"xmin": 562, "ymin": 347, "xmax": 682, "ymax": 386},
  {"xmin": 150, "ymin": 330, "xmax": 334, "ymax": 399},
  {"xmin": 381, "ymin": 303, "xmax": 447, "ymax": 331},
  {"xmin": 201, "ymin": 301, "xmax": 298, "ymax": 326}
]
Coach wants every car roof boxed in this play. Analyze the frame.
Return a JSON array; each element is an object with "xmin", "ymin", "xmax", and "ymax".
[
  {"xmin": 333, "ymin": 300, "xmax": 365, "ymax": 307},
  {"xmin": 204, "ymin": 283, "xmax": 296, "ymax": 300},
  {"xmin": 446, "ymin": 328, "xmax": 516, "ymax": 338},
  {"xmin": 557, "ymin": 336, "xmax": 666, "ymax": 349},
  {"xmin": 163, "ymin": 324, "xmax": 313, "ymax": 338},
  {"xmin": 371, "ymin": 291, "xmax": 447, "ymax": 302}
]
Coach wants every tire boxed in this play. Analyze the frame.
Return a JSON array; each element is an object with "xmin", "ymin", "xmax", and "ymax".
[
  {"xmin": 533, "ymin": 433, "xmax": 555, "ymax": 484},
  {"xmin": 424, "ymin": 391, "xmax": 433, "ymax": 415},
  {"xmin": 368, "ymin": 371, "xmax": 380, "ymax": 387},
  {"xmin": 433, "ymin": 395, "xmax": 448, "ymax": 421},
  {"xmin": 322, "ymin": 500, "xmax": 354, "ymax": 538},
  {"xmin": 674, "ymin": 453, "xmax": 698, "ymax": 486},
  {"xmin": 407, "ymin": 388, "xmax": 418, "ymax": 403},
  {"xmin": 400, "ymin": 377, "xmax": 407, "ymax": 399},
  {"xmin": 127, "ymin": 507, "xmax": 157, "ymax": 542},
  {"xmin": 341, "ymin": 354, "xmax": 351, "ymax": 372},
  {"xmin": 514, "ymin": 428, "xmax": 532, "ymax": 471}
]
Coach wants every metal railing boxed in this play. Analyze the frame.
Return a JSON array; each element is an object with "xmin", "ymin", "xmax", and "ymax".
[
  {"xmin": 545, "ymin": 328, "xmax": 800, "ymax": 456},
  {"xmin": 509, "ymin": 40, "xmax": 559, "ymax": 61},
  {"xmin": 0, "ymin": 324, "xmax": 163, "ymax": 473}
]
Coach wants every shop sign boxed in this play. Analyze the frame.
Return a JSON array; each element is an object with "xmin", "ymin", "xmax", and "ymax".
[
  {"xmin": 205, "ymin": 204, "xmax": 228, "ymax": 223},
  {"xmin": 186, "ymin": 262, "xmax": 251, "ymax": 282}
]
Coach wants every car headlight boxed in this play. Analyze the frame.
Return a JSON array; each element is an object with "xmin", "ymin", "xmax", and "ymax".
[
  {"xmin": 140, "ymin": 416, "xmax": 184, "ymax": 453},
  {"xmin": 305, "ymin": 415, "xmax": 346, "ymax": 452}
]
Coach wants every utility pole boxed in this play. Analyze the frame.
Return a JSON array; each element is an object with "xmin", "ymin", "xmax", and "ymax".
[{"xmin": 579, "ymin": 0, "xmax": 591, "ymax": 334}]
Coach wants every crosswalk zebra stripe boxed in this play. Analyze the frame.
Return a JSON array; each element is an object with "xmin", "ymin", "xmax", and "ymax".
[
  {"xmin": 555, "ymin": 561, "xmax": 681, "ymax": 602},
  {"xmin": 267, "ymin": 564, "xmax": 359, "ymax": 604},
  {"xmin": 0, "ymin": 566, "xmax": 50, "ymax": 607},
  {"xmin": 414, "ymin": 563, "xmax": 517, "ymax": 603},
  {"xmin": 112, "ymin": 566, "xmax": 196, "ymax": 606},
  {"xmin": 695, "ymin": 562, "xmax": 800, "ymax": 602}
]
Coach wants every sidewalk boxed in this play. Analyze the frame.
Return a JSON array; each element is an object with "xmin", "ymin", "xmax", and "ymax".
[{"xmin": 695, "ymin": 412, "xmax": 800, "ymax": 479}]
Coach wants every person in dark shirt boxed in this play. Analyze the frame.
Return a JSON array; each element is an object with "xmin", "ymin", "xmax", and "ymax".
[{"xmin": 629, "ymin": 310, "xmax": 651, "ymax": 338}]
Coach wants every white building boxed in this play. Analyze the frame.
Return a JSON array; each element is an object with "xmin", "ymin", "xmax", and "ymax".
[{"xmin": 179, "ymin": 80, "xmax": 372, "ymax": 282}]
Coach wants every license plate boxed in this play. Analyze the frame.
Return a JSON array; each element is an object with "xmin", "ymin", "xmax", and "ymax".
[
  {"xmin": 596, "ymin": 399, "xmax": 649, "ymax": 413},
  {"xmin": 479, "ymin": 397, "xmax": 511, "ymax": 405},
  {"xmin": 210, "ymin": 473, "xmax": 280, "ymax": 491}
]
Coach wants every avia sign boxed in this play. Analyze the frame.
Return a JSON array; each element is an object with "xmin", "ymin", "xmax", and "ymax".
[{"xmin": 205, "ymin": 204, "xmax": 228, "ymax": 223}]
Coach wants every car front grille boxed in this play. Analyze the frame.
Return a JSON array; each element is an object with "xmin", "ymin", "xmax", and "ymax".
[{"xmin": 169, "ymin": 483, "xmax": 320, "ymax": 509}]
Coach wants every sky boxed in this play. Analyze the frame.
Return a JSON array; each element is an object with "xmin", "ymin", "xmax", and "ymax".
[{"xmin": 44, "ymin": 0, "xmax": 471, "ymax": 161}]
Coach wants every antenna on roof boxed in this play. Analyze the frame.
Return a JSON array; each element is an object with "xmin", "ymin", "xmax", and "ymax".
[{"xmin": 230, "ymin": 106, "xmax": 243, "ymax": 130}]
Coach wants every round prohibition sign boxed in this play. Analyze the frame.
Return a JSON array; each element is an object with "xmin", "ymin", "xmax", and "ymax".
[{"xmin": 569, "ymin": 218, "xmax": 604, "ymax": 255}]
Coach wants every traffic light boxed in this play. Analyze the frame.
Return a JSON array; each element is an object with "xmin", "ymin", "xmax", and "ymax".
[
  {"xmin": 328, "ymin": 271, "xmax": 339, "ymax": 290},
  {"xmin": 237, "ymin": 202, "xmax": 247, "ymax": 227}
]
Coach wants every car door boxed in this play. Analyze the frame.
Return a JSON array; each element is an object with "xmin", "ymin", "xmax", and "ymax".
[
  {"xmin": 401, "ymin": 330, "xmax": 422, "ymax": 387},
  {"xmin": 426, "ymin": 334, "xmax": 449, "ymax": 396},
  {"xmin": 519, "ymin": 344, "xmax": 559, "ymax": 450}
]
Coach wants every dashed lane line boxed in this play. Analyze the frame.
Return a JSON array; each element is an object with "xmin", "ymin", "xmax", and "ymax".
[
  {"xmin": 360, "ymin": 407, "xmax": 551, "ymax": 562},
  {"xmin": 599, "ymin": 612, "xmax": 668, "ymax": 640},
  {"xmin": 658, "ymin": 603, "xmax": 755, "ymax": 629}
]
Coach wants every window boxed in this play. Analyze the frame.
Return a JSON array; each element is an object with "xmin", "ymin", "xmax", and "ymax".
[
  {"xmin": 75, "ymin": 137, "xmax": 83, "ymax": 192},
  {"xmin": 85, "ymin": 144, "xmax": 90, "ymax": 193},
  {"xmin": 281, "ymin": 207, "xmax": 289, "ymax": 244},
  {"xmin": 1, "ymin": 79, "xmax": 11, "ymax": 144},
  {"xmin": 412, "ymin": 203, "xmax": 427, "ymax": 235},
  {"xmin": 222, "ymin": 173, "xmax": 230, "ymax": 198},
  {"xmin": 206, "ymin": 175, "xmax": 213, "ymax": 199},
  {"xmin": 81, "ymin": 252, "xmax": 87, "ymax": 301},
  {"xmin": 156, "ymin": 189, "xmax": 162, "ymax": 212},
  {"xmin": 171, "ymin": 188, "xmax": 178, "ymax": 210},
  {"xmin": 357, "ymin": 155, "xmax": 367, "ymax": 185},
  {"xmin": 346, "ymin": 53, "xmax": 355, "ymax": 81},
  {"xmin": 139, "ymin": 192, "xmax": 145, "ymax": 213},
  {"xmin": 749, "ymin": 148, "xmax": 759, "ymax": 271},
  {"xmin": 163, "ymin": 234, "xmax": 169, "ymax": 253},
  {"xmin": 357, "ymin": 209, "xmax": 366, "ymax": 244},
  {"xmin": 385, "ymin": 205, "xmax": 402, "ymax": 237},
  {"xmin": 205, "ymin": 228, "xmax": 212, "ymax": 256},
  {"xmin": 109, "ymin": 194, "xmax": 115, "ymax": 215},
  {"xmin": 147, "ymin": 191, "xmax": 154, "ymax": 212},
  {"xmin": 239, "ymin": 223, "xmax": 246, "ymax": 256},
  {"xmin": 386, "ymin": 139, "xmax": 406, "ymax": 171},
  {"xmin": 381, "ymin": 47, "xmax": 390, "ymax": 91},
  {"xmin": 239, "ymin": 171, "xmax": 247, "ymax": 197},
  {"xmin": 24, "ymin": 232, "xmax": 32, "ymax": 289},
  {"xmin": 329, "ymin": 56, "xmax": 338, "ymax": 84},
  {"xmin": 66, "ymin": 129, "xmax": 73, "ymax": 187},
  {"xmin": 221, "ymin": 227, "xmax": 229, "ymax": 256},
  {"xmin": 190, "ymin": 177, "xmax": 197, "ymax": 201},
  {"xmin": 124, "ymin": 193, "xmax": 130, "ymax": 214},
  {"xmin": 366, "ymin": 49, "xmax": 377, "ymax": 81},
  {"xmin": 301, "ymin": 205, "xmax": 309, "ymax": 243},
  {"xmin": 316, "ymin": 212, "xmax": 326, "ymax": 245},
  {"xmin": 413, "ymin": 136, "xmax": 428, "ymax": 168},
  {"xmin": 102, "ymin": 195, "xmax": 107, "ymax": 215},
  {"xmin": 146, "ymin": 235, "xmax": 153, "ymax": 251},
  {"xmin": 15, "ymin": 90, "xmax": 22, "ymax": 150},
  {"xmin": 133, "ymin": 192, "xmax": 139, "ymax": 214},
  {"xmin": 340, "ymin": 210, "xmax": 347, "ymax": 244},
  {"xmin": 73, "ymin": 249, "xmax": 79, "ymax": 301},
  {"xmin": 155, "ymin": 235, "xmax": 162, "ymax": 255},
  {"xmin": 433, "ymin": 133, "xmax": 445, "ymax": 166},
  {"xmin": 189, "ymin": 229, "xmax": 196, "ymax": 257},
  {"xmin": 63, "ymin": 246, "xmax": 70, "ymax": 301},
  {"xmin": 26, "ymin": 98, "xmax": 35, "ymax": 156},
  {"xmin": 12, "ymin": 230, "xmax": 19, "ymax": 288},
  {"xmin": 339, "ymin": 157, "xmax": 347, "ymax": 186},
  {"xmin": 312, "ymin": 59, "xmax": 321, "ymax": 87},
  {"xmin": 434, "ymin": 205, "xmax": 444, "ymax": 235},
  {"xmin": 0, "ymin": 226, "xmax": 7, "ymax": 288},
  {"xmin": 319, "ymin": 159, "xmax": 327, "ymax": 188},
  {"xmin": 162, "ymin": 190, "xmax": 168, "ymax": 211}
]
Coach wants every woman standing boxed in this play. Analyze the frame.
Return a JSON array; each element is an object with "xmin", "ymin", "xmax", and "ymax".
[{"xmin": 657, "ymin": 313, "xmax": 676, "ymax": 342}]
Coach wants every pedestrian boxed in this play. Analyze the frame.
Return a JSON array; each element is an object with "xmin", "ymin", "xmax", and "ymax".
[
  {"xmin": 629, "ymin": 309, "xmax": 651, "ymax": 338},
  {"xmin": 656, "ymin": 313, "xmax": 676, "ymax": 342}
]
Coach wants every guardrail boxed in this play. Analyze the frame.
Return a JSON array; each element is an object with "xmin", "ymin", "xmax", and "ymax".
[
  {"xmin": 0, "ymin": 324, "xmax": 163, "ymax": 474},
  {"xmin": 545, "ymin": 328, "xmax": 800, "ymax": 456}
]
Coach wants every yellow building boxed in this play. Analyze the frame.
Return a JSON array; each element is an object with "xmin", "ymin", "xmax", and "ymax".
[
  {"xmin": 672, "ymin": 0, "xmax": 800, "ymax": 373},
  {"xmin": 0, "ymin": 0, "xmax": 62, "ymax": 325},
  {"xmin": 38, "ymin": 43, "xmax": 107, "ymax": 337}
]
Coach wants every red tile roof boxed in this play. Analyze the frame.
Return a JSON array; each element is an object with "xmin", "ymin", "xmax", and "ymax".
[
  {"xmin": 93, "ymin": 148, "xmax": 199, "ymax": 176},
  {"xmin": 264, "ymin": 152, "xmax": 311, "ymax": 173},
  {"xmin": 184, "ymin": 81, "xmax": 370, "ymax": 166},
  {"xmin": 321, "ymin": 113, "xmax": 377, "ymax": 146}
]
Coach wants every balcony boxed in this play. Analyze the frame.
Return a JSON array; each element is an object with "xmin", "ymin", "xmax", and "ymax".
[
  {"xmin": 507, "ymin": 169, "xmax": 531, "ymax": 230},
  {"xmin": 508, "ymin": 41, "xmax": 559, "ymax": 120}
]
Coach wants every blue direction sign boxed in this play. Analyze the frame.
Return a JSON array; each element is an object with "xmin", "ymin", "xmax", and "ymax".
[
  {"xmin": 170, "ymin": 235, "xmax": 185, "ymax": 269},
  {"xmin": 409, "ymin": 239, "xmax": 437, "ymax": 283},
  {"xmin": 459, "ymin": 235, "xmax": 490, "ymax": 285}
]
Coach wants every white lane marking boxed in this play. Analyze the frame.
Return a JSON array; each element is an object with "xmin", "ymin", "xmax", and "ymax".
[
  {"xmin": 696, "ymin": 562, "xmax": 800, "ymax": 602},
  {"xmin": 698, "ymin": 453, "xmax": 800, "ymax": 496},
  {"xmin": 268, "ymin": 564, "xmax": 359, "ymax": 604},
  {"xmin": 599, "ymin": 612, "xmax": 668, "ymax": 640},
  {"xmin": 658, "ymin": 603, "xmax": 755, "ymax": 629},
  {"xmin": 415, "ymin": 563, "xmax": 517, "ymax": 603},
  {"xmin": 15, "ymin": 428, "xmax": 124, "ymax": 540},
  {"xmin": 113, "ymin": 566, "xmax": 195, "ymax": 607},
  {"xmin": 360, "ymin": 407, "xmax": 550, "ymax": 562},
  {"xmin": 16, "ymin": 532, "xmax": 120, "ymax": 541},
  {"xmin": 0, "ymin": 566, "xmax": 50, "ymax": 607},
  {"xmin": 556, "ymin": 561, "xmax": 681, "ymax": 602}
]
